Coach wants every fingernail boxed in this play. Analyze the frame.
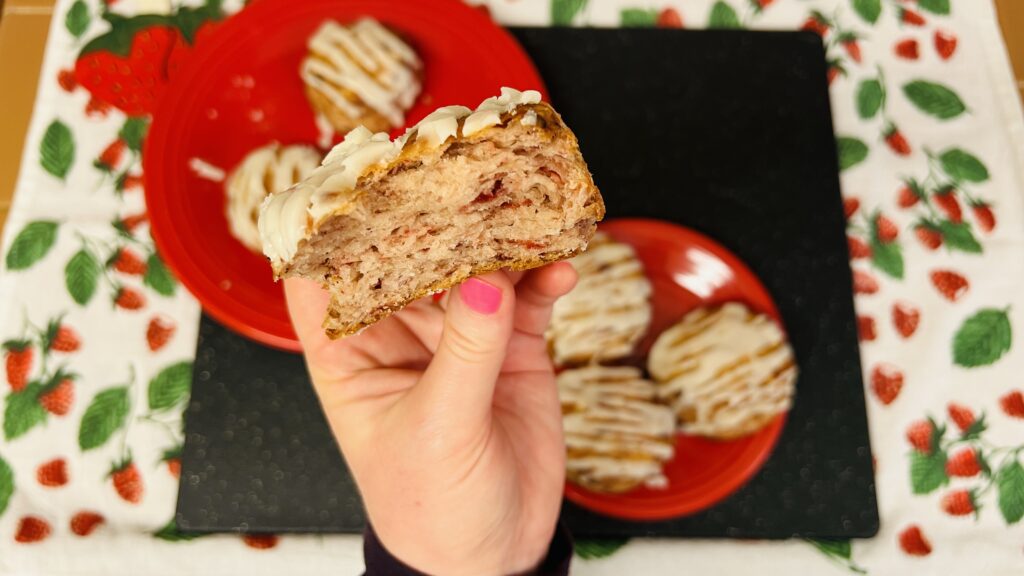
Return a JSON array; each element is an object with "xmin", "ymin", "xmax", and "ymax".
[{"xmin": 460, "ymin": 278, "xmax": 502, "ymax": 315}]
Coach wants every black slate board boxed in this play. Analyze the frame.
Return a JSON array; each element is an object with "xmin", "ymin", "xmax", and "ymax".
[{"xmin": 177, "ymin": 27, "xmax": 879, "ymax": 539}]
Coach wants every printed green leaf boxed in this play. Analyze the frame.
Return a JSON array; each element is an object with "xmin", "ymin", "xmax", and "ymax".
[
  {"xmin": 171, "ymin": 0, "xmax": 224, "ymax": 44},
  {"xmin": 997, "ymin": 460, "xmax": 1024, "ymax": 525},
  {"xmin": 809, "ymin": 539, "xmax": 851, "ymax": 560},
  {"xmin": 143, "ymin": 252, "xmax": 177, "ymax": 296},
  {"xmin": 869, "ymin": 238, "xmax": 903, "ymax": 279},
  {"xmin": 119, "ymin": 117, "xmax": 149, "ymax": 153},
  {"xmin": 856, "ymin": 79, "xmax": 884, "ymax": 119},
  {"xmin": 939, "ymin": 149, "xmax": 989, "ymax": 183},
  {"xmin": 620, "ymin": 8, "xmax": 658, "ymax": 27},
  {"xmin": 551, "ymin": 0, "xmax": 587, "ymax": 26},
  {"xmin": 3, "ymin": 383, "xmax": 48, "ymax": 441},
  {"xmin": 40, "ymin": 120, "xmax": 75, "ymax": 179},
  {"xmin": 5, "ymin": 221, "xmax": 58, "ymax": 270},
  {"xmin": 708, "ymin": 1, "xmax": 741, "ymax": 29},
  {"xmin": 953, "ymin": 308, "xmax": 1012, "ymax": 368},
  {"xmin": 918, "ymin": 0, "xmax": 950, "ymax": 16},
  {"xmin": 836, "ymin": 137, "xmax": 868, "ymax": 171},
  {"xmin": 154, "ymin": 518, "xmax": 204, "ymax": 541},
  {"xmin": 148, "ymin": 362, "xmax": 193, "ymax": 412},
  {"xmin": 65, "ymin": 248, "xmax": 100, "ymax": 305},
  {"xmin": 65, "ymin": 0, "xmax": 90, "ymax": 38},
  {"xmin": 910, "ymin": 450, "xmax": 949, "ymax": 494},
  {"xmin": 0, "ymin": 453, "xmax": 13, "ymax": 519},
  {"xmin": 903, "ymin": 81, "xmax": 966, "ymax": 120},
  {"xmin": 575, "ymin": 538, "xmax": 629, "ymax": 559},
  {"xmin": 938, "ymin": 221, "xmax": 982, "ymax": 254},
  {"xmin": 78, "ymin": 386, "xmax": 130, "ymax": 451},
  {"xmin": 851, "ymin": 0, "xmax": 882, "ymax": 24}
]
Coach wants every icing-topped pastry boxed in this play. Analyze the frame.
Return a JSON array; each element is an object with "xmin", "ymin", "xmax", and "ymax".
[
  {"xmin": 301, "ymin": 18, "xmax": 422, "ymax": 134},
  {"xmin": 559, "ymin": 366, "xmax": 676, "ymax": 493},
  {"xmin": 546, "ymin": 232, "xmax": 653, "ymax": 365},
  {"xmin": 647, "ymin": 303, "xmax": 797, "ymax": 440},
  {"xmin": 257, "ymin": 87, "xmax": 603, "ymax": 338},
  {"xmin": 225, "ymin": 143, "xmax": 321, "ymax": 252}
]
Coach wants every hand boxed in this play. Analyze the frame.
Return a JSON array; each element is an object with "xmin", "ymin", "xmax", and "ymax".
[{"xmin": 285, "ymin": 264, "xmax": 577, "ymax": 576}]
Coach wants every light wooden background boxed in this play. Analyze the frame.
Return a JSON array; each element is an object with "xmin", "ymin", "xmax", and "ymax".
[{"xmin": 1, "ymin": 0, "xmax": 1022, "ymax": 233}]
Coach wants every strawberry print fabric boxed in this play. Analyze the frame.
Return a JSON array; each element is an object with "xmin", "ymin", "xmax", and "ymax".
[{"xmin": 1, "ymin": 0, "xmax": 1023, "ymax": 574}]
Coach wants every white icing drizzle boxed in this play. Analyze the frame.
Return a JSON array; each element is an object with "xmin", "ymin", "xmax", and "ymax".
[
  {"xmin": 189, "ymin": 157, "xmax": 226, "ymax": 182},
  {"xmin": 301, "ymin": 19, "xmax": 422, "ymax": 128},
  {"xmin": 546, "ymin": 233, "xmax": 653, "ymax": 365},
  {"xmin": 258, "ymin": 87, "xmax": 544, "ymax": 268},
  {"xmin": 226, "ymin": 143, "xmax": 320, "ymax": 252},
  {"xmin": 647, "ymin": 303, "xmax": 797, "ymax": 437},
  {"xmin": 559, "ymin": 366, "xmax": 675, "ymax": 491}
]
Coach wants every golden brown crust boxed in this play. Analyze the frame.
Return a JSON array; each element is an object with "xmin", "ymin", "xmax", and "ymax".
[{"xmin": 305, "ymin": 83, "xmax": 395, "ymax": 134}]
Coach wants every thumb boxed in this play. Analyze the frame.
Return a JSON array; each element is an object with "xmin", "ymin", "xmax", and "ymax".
[{"xmin": 417, "ymin": 272, "xmax": 514, "ymax": 415}]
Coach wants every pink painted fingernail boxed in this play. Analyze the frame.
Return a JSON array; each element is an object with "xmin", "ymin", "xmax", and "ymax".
[{"xmin": 460, "ymin": 278, "xmax": 502, "ymax": 315}]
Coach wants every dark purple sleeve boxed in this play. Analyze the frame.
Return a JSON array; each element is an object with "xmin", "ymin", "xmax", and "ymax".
[{"xmin": 362, "ymin": 523, "xmax": 573, "ymax": 576}]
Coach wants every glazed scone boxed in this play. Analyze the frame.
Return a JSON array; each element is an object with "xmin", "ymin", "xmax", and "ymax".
[
  {"xmin": 648, "ymin": 303, "xmax": 797, "ymax": 440},
  {"xmin": 546, "ymin": 232, "xmax": 652, "ymax": 365},
  {"xmin": 259, "ymin": 88, "xmax": 604, "ymax": 338},
  {"xmin": 559, "ymin": 366, "xmax": 676, "ymax": 493},
  {"xmin": 301, "ymin": 19, "xmax": 422, "ymax": 134},
  {"xmin": 225, "ymin": 143, "xmax": 321, "ymax": 252}
]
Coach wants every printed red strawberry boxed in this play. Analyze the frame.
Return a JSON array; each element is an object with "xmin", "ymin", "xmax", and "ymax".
[
  {"xmin": 853, "ymin": 269, "xmax": 879, "ymax": 295},
  {"xmin": 166, "ymin": 15, "xmax": 224, "ymax": 80},
  {"xmin": 74, "ymin": 14, "xmax": 180, "ymax": 115},
  {"xmin": 898, "ymin": 525, "xmax": 932, "ymax": 556},
  {"xmin": 70, "ymin": 512, "xmax": 105, "ymax": 536},
  {"xmin": 839, "ymin": 33, "xmax": 862, "ymax": 64},
  {"xmin": 894, "ymin": 38, "xmax": 919, "ymax": 60},
  {"xmin": 892, "ymin": 302, "xmax": 920, "ymax": 338},
  {"xmin": 945, "ymin": 447, "xmax": 981, "ymax": 478},
  {"xmin": 934, "ymin": 187, "xmax": 962, "ymax": 223},
  {"xmin": 116, "ymin": 173, "xmax": 144, "ymax": 194},
  {"xmin": 45, "ymin": 319, "xmax": 81, "ymax": 353},
  {"xmin": 900, "ymin": 8, "xmax": 926, "ymax": 26},
  {"xmin": 751, "ymin": 0, "xmax": 775, "ymax": 9},
  {"xmin": 114, "ymin": 212, "xmax": 148, "ymax": 235},
  {"xmin": 914, "ymin": 223, "xmax": 943, "ymax": 250},
  {"xmin": 843, "ymin": 197, "xmax": 860, "ymax": 219},
  {"xmin": 242, "ymin": 534, "xmax": 280, "ymax": 550},
  {"xmin": 114, "ymin": 286, "xmax": 146, "ymax": 311},
  {"xmin": 857, "ymin": 315, "xmax": 876, "ymax": 342},
  {"xmin": 1000, "ymin": 390, "xmax": 1024, "ymax": 419},
  {"xmin": 947, "ymin": 403, "xmax": 976, "ymax": 432},
  {"xmin": 930, "ymin": 270, "xmax": 968, "ymax": 302},
  {"xmin": 162, "ymin": 446, "xmax": 183, "ymax": 479},
  {"xmin": 111, "ymin": 247, "xmax": 147, "ymax": 276},
  {"xmin": 826, "ymin": 60, "xmax": 845, "ymax": 85},
  {"xmin": 58, "ymin": 68, "xmax": 78, "ymax": 92},
  {"xmin": 801, "ymin": 12, "xmax": 830, "ymax": 37},
  {"xmin": 875, "ymin": 213, "xmax": 899, "ymax": 243},
  {"xmin": 848, "ymin": 235, "xmax": 871, "ymax": 259},
  {"xmin": 85, "ymin": 96, "xmax": 111, "ymax": 118},
  {"xmin": 37, "ymin": 458, "xmax": 69, "ymax": 487},
  {"xmin": 871, "ymin": 364, "xmax": 903, "ymax": 405},
  {"xmin": 147, "ymin": 315, "xmax": 176, "ymax": 352},
  {"xmin": 110, "ymin": 460, "xmax": 144, "ymax": 504},
  {"xmin": 940, "ymin": 489, "xmax": 976, "ymax": 516},
  {"xmin": 934, "ymin": 30, "xmax": 958, "ymax": 60},
  {"xmin": 94, "ymin": 139, "xmax": 126, "ymax": 173},
  {"xmin": 39, "ymin": 373, "xmax": 74, "ymax": 416},
  {"xmin": 14, "ymin": 516, "xmax": 51, "ymax": 543},
  {"xmin": 970, "ymin": 201, "xmax": 995, "ymax": 233},
  {"xmin": 897, "ymin": 179, "xmax": 923, "ymax": 208},
  {"xmin": 3, "ymin": 340, "xmax": 33, "ymax": 392},
  {"xmin": 884, "ymin": 124, "xmax": 911, "ymax": 156},
  {"xmin": 906, "ymin": 419, "xmax": 936, "ymax": 454},
  {"xmin": 656, "ymin": 8, "xmax": 683, "ymax": 28}
]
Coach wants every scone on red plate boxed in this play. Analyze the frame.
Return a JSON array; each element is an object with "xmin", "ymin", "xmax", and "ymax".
[
  {"xmin": 301, "ymin": 18, "xmax": 422, "ymax": 134},
  {"xmin": 559, "ymin": 366, "xmax": 676, "ymax": 493},
  {"xmin": 647, "ymin": 302, "xmax": 797, "ymax": 440},
  {"xmin": 225, "ymin": 143, "xmax": 321, "ymax": 252},
  {"xmin": 546, "ymin": 232, "xmax": 652, "ymax": 366},
  {"xmin": 258, "ymin": 88, "xmax": 604, "ymax": 338}
]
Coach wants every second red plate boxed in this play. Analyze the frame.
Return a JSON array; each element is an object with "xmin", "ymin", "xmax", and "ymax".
[{"xmin": 563, "ymin": 218, "xmax": 789, "ymax": 521}]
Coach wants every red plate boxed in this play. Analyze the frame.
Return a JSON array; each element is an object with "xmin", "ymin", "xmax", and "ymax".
[
  {"xmin": 145, "ymin": 0, "xmax": 546, "ymax": 351},
  {"xmin": 563, "ymin": 218, "xmax": 789, "ymax": 521}
]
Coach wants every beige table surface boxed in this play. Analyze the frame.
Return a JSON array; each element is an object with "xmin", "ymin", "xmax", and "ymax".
[{"xmin": 1, "ymin": 0, "xmax": 1023, "ymax": 234}]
